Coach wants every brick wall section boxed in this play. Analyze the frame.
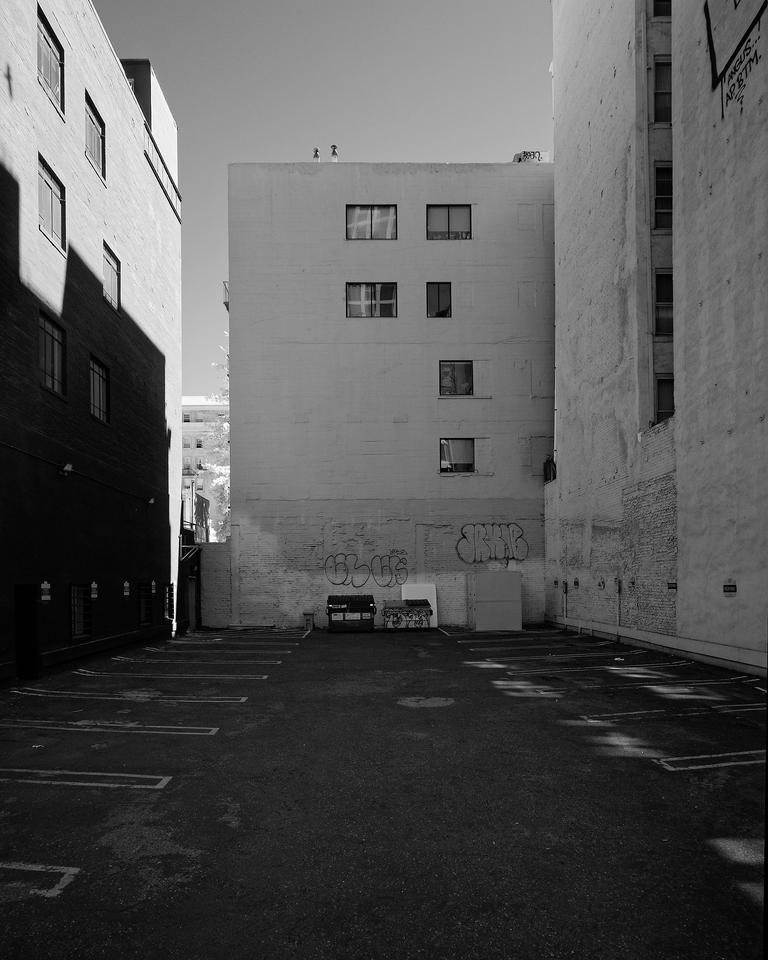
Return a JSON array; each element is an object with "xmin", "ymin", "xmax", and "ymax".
[{"xmin": 200, "ymin": 543, "xmax": 231, "ymax": 628}]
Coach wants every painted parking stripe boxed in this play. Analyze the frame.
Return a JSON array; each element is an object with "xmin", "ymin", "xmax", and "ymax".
[
  {"xmin": 0, "ymin": 769, "xmax": 172, "ymax": 789},
  {"xmin": 0, "ymin": 719, "xmax": 219, "ymax": 736},
  {"xmin": 582, "ymin": 701, "xmax": 766, "ymax": 722},
  {"xmin": 115, "ymin": 656, "xmax": 282, "ymax": 664},
  {"xmin": 75, "ymin": 668, "xmax": 268, "ymax": 680},
  {"xmin": 489, "ymin": 649, "xmax": 645, "ymax": 663},
  {"xmin": 0, "ymin": 862, "xmax": 80, "ymax": 898},
  {"xmin": 507, "ymin": 672, "xmax": 745, "ymax": 688},
  {"xmin": 500, "ymin": 659, "xmax": 690, "ymax": 676},
  {"xmin": 10, "ymin": 687, "xmax": 247, "ymax": 703},
  {"xmin": 655, "ymin": 750, "xmax": 766, "ymax": 772}
]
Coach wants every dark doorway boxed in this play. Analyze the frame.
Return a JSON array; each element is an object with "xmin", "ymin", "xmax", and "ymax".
[{"xmin": 14, "ymin": 584, "xmax": 40, "ymax": 680}]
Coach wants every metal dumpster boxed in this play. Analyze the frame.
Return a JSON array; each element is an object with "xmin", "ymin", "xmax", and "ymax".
[
  {"xmin": 382, "ymin": 597, "xmax": 433, "ymax": 630},
  {"xmin": 326, "ymin": 594, "xmax": 377, "ymax": 632}
]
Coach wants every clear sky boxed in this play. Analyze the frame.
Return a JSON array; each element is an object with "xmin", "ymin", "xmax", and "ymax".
[{"xmin": 93, "ymin": 0, "xmax": 554, "ymax": 397}]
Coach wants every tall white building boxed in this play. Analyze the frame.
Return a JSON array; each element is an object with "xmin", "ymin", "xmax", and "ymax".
[{"xmin": 223, "ymin": 161, "xmax": 555, "ymax": 628}]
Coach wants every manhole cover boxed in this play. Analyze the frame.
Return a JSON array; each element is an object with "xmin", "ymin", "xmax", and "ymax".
[{"xmin": 397, "ymin": 696, "xmax": 455, "ymax": 708}]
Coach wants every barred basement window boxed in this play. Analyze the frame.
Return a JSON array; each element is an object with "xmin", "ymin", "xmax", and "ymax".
[
  {"xmin": 71, "ymin": 585, "xmax": 92, "ymax": 639},
  {"xmin": 39, "ymin": 313, "xmax": 66, "ymax": 395},
  {"xmin": 89, "ymin": 356, "xmax": 110, "ymax": 422},
  {"xmin": 37, "ymin": 7, "xmax": 64, "ymax": 111},
  {"xmin": 138, "ymin": 583, "xmax": 153, "ymax": 626},
  {"xmin": 346, "ymin": 205, "xmax": 397, "ymax": 239},
  {"xmin": 85, "ymin": 93, "xmax": 106, "ymax": 177},
  {"xmin": 346, "ymin": 283, "xmax": 397, "ymax": 317},
  {"xmin": 427, "ymin": 205, "xmax": 471, "ymax": 240}
]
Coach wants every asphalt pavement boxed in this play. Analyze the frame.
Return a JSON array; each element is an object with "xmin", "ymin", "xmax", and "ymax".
[{"xmin": 0, "ymin": 625, "xmax": 764, "ymax": 959}]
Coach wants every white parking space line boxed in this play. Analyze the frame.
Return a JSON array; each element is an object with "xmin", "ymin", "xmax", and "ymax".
[
  {"xmin": 0, "ymin": 769, "xmax": 172, "ymax": 789},
  {"xmin": 510, "ymin": 674, "xmax": 749, "ymax": 690},
  {"xmin": 0, "ymin": 862, "xmax": 80, "ymax": 898},
  {"xmin": 114, "ymin": 656, "xmax": 282, "ymax": 664},
  {"xmin": 490, "ymin": 649, "xmax": 646, "ymax": 663},
  {"xmin": 75, "ymin": 669, "xmax": 268, "ymax": 680},
  {"xmin": 167, "ymin": 639, "xmax": 300, "ymax": 646},
  {"xmin": 582, "ymin": 701, "xmax": 766, "ymax": 722},
  {"xmin": 655, "ymin": 750, "xmax": 766, "ymax": 772},
  {"xmin": 501, "ymin": 660, "xmax": 690, "ymax": 676},
  {"xmin": 0, "ymin": 719, "xmax": 219, "ymax": 736},
  {"xmin": 10, "ymin": 687, "xmax": 248, "ymax": 703}
]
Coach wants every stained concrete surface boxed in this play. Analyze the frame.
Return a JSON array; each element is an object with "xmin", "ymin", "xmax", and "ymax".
[{"xmin": 0, "ymin": 627, "xmax": 764, "ymax": 959}]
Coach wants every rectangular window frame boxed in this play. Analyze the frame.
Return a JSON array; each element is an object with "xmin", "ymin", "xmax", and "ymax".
[
  {"xmin": 71, "ymin": 585, "xmax": 92, "ymax": 639},
  {"xmin": 439, "ymin": 438, "xmax": 476, "ymax": 474},
  {"xmin": 656, "ymin": 377, "xmax": 674, "ymax": 423},
  {"xmin": 652, "ymin": 0, "xmax": 671, "ymax": 16},
  {"xmin": 39, "ymin": 312, "xmax": 66, "ymax": 396},
  {"xmin": 426, "ymin": 205, "xmax": 472, "ymax": 240},
  {"xmin": 138, "ymin": 583, "xmax": 153, "ymax": 627},
  {"xmin": 89, "ymin": 356, "xmax": 110, "ymax": 423},
  {"xmin": 654, "ymin": 164, "xmax": 673, "ymax": 230},
  {"xmin": 439, "ymin": 361, "xmax": 474, "ymax": 397},
  {"xmin": 345, "ymin": 204, "xmax": 397, "ymax": 240},
  {"xmin": 103, "ymin": 242, "xmax": 120, "ymax": 309},
  {"xmin": 654, "ymin": 271, "xmax": 673, "ymax": 335},
  {"xmin": 38, "ymin": 156, "xmax": 65, "ymax": 248},
  {"xmin": 37, "ymin": 8, "xmax": 64, "ymax": 112},
  {"xmin": 426, "ymin": 282, "xmax": 452, "ymax": 318},
  {"xmin": 653, "ymin": 59, "xmax": 672, "ymax": 124},
  {"xmin": 85, "ymin": 93, "xmax": 106, "ymax": 178},
  {"xmin": 345, "ymin": 282, "xmax": 398, "ymax": 318}
]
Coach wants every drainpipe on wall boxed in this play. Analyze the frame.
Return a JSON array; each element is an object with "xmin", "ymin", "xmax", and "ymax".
[{"xmin": 615, "ymin": 577, "xmax": 622, "ymax": 639}]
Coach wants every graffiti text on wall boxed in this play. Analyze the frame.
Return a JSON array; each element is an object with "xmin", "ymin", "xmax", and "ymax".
[
  {"xmin": 324, "ymin": 550, "xmax": 408, "ymax": 588},
  {"xmin": 723, "ymin": 19, "xmax": 763, "ymax": 114},
  {"xmin": 456, "ymin": 523, "xmax": 529, "ymax": 566}
]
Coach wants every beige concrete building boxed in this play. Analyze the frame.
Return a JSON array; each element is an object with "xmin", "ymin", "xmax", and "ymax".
[
  {"xmin": 224, "ymin": 162, "xmax": 554, "ymax": 628},
  {"xmin": 546, "ymin": 0, "xmax": 766, "ymax": 672},
  {"xmin": 182, "ymin": 395, "xmax": 230, "ymax": 541}
]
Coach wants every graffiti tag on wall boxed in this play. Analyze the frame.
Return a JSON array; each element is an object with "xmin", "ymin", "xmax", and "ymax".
[
  {"xmin": 456, "ymin": 523, "xmax": 529, "ymax": 566},
  {"xmin": 723, "ymin": 25, "xmax": 762, "ymax": 113},
  {"xmin": 324, "ymin": 550, "xmax": 408, "ymax": 588}
]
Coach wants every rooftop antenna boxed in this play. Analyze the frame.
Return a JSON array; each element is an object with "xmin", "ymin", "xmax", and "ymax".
[{"xmin": 330, "ymin": 144, "xmax": 339, "ymax": 162}]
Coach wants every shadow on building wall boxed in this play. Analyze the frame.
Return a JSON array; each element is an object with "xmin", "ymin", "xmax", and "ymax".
[{"xmin": 0, "ymin": 161, "xmax": 173, "ymax": 679}]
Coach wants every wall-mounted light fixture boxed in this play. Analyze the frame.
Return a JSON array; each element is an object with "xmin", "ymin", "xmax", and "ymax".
[
  {"xmin": 59, "ymin": 463, "xmax": 73, "ymax": 477},
  {"xmin": 40, "ymin": 581, "xmax": 51, "ymax": 602},
  {"xmin": 123, "ymin": 581, "xmax": 130, "ymax": 597},
  {"xmin": 90, "ymin": 581, "xmax": 98, "ymax": 599}
]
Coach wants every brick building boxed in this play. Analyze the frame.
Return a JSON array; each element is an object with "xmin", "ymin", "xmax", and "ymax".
[
  {"xmin": 222, "ymin": 161, "xmax": 554, "ymax": 628},
  {"xmin": 546, "ymin": 0, "xmax": 767, "ymax": 672},
  {"xmin": 0, "ymin": 0, "xmax": 182, "ymax": 678}
]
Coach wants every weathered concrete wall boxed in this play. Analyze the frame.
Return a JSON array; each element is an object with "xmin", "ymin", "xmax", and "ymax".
[
  {"xmin": 227, "ymin": 163, "xmax": 554, "ymax": 627},
  {"xmin": 549, "ymin": 0, "xmax": 679, "ymax": 643},
  {"xmin": 672, "ymin": 0, "xmax": 768, "ymax": 669},
  {"xmin": 200, "ymin": 542, "xmax": 231, "ymax": 628}
]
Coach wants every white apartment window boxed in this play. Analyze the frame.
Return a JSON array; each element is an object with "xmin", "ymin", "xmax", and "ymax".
[
  {"xmin": 37, "ymin": 8, "xmax": 63, "ymax": 110},
  {"xmin": 85, "ymin": 94, "xmax": 105, "ymax": 176},
  {"xmin": 427, "ymin": 205, "xmax": 471, "ymax": 240},
  {"xmin": 656, "ymin": 378, "xmax": 674, "ymax": 422},
  {"xmin": 103, "ymin": 243, "xmax": 120, "ymax": 309},
  {"xmin": 440, "ymin": 361, "xmax": 473, "ymax": 396},
  {"xmin": 196, "ymin": 459, "xmax": 204, "ymax": 469},
  {"xmin": 183, "ymin": 457, "xmax": 191, "ymax": 468},
  {"xmin": 39, "ymin": 313, "xmax": 65, "ymax": 395},
  {"xmin": 195, "ymin": 438, "xmax": 203, "ymax": 448},
  {"xmin": 71, "ymin": 585, "xmax": 92, "ymax": 638},
  {"xmin": 655, "ymin": 272, "xmax": 673, "ymax": 335},
  {"xmin": 89, "ymin": 357, "xmax": 110, "ymax": 423},
  {"xmin": 427, "ymin": 282, "xmax": 451, "ymax": 317},
  {"xmin": 183, "ymin": 413, "xmax": 191, "ymax": 422},
  {"xmin": 38, "ymin": 156, "xmax": 65, "ymax": 247},
  {"xmin": 654, "ymin": 60, "xmax": 671, "ymax": 123},
  {"xmin": 346, "ymin": 283, "xmax": 397, "ymax": 317},
  {"xmin": 440, "ymin": 438, "xmax": 475, "ymax": 473},
  {"xmin": 654, "ymin": 165, "xmax": 672, "ymax": 229},
  {"xmin": 182, "ymin": 438, "xmax": 191, "ymax": 448},
  {"xmin": 346, "ymin": 205, "xmax": 397, "ymax": 239}
]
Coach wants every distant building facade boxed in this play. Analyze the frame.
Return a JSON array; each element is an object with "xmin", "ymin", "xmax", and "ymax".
[
  {"xmin": 547, "ymin": 0, "xmax": 767, "ymax": 671},
  {"xmin": 0, "ymin": 0, "xmax": 182, "ymax": 677},
  {"xmin": 182, "ymin": 395, "xmax": 230, "ymax": 541},
  {"xmin": 224, "ymin": 162, "xmax": 554, "ymax": 628}
]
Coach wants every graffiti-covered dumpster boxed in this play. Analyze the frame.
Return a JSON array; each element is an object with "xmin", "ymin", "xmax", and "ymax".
[
  {"xmin": 382, "ymin": 598, "xmax": 433, "ymax": 630},
  {"xmin": 326, "ymin": 595, "xmax": 377, "ymax": 632}
]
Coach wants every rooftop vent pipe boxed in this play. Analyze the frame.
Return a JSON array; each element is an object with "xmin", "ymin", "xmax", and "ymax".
[
  {"xmin": 330, "ymin": 144, "xmax": 339, "ymax": 162},
  {"xmin": 313, "ymin": 147, "xmax": 320, "ymax": 161}
]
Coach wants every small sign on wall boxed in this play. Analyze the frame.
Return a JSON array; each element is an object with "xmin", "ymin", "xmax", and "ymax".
[
  {"xmin": 123, "ymin": 581, "xmax": 131, "ymax": 597},
  {"xmin": 723, "ymin": 583, "xmax": 737, "ymax": 594},
  {"xmin": 90, "ymin": 581, "xmax": 98, "ymax": 599},
  {"xmin": 40, "ymin": 581, "xmax": 51, "ymax": 602}
]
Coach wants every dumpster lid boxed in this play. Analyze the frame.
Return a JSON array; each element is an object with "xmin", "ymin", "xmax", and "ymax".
[{"xmin": 327, "ymin": 594, "xmax": 375, "ymax": 605}]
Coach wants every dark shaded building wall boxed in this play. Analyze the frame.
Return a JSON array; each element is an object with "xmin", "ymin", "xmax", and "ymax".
[{"xmin": 0, "ymin": 163, "xmax": 172, "ymax": 678}]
